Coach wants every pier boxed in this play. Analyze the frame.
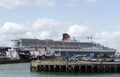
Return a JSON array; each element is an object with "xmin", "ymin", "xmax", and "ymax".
[{"xmin": 30, "ymin": 60, "xmax": 120, "ymax": 73}]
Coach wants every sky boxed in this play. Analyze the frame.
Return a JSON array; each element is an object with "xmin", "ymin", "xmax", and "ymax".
[{"xmin": 0, "ymin": 0, "xmax": 120, "ymax": 51}]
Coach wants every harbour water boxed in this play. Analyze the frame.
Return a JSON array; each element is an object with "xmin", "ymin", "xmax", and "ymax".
[{"xmin": 0, "ymin": 63, "xmax": 120, "ymax": 77}]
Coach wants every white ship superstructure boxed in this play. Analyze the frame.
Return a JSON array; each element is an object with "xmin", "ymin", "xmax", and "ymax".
[{"xmin": 11, "ymin": 33, "xmax": 116, "ymax": 59}]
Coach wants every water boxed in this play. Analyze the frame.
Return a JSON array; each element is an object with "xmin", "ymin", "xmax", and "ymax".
[{"xmin": 0, "ymin": 63, "xmax": 120, "ymax": 77}]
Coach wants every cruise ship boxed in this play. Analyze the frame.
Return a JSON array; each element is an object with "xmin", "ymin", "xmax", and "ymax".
[{"xmin": 11, "ymin": 33, "xmax": 116, "ymax": 60}]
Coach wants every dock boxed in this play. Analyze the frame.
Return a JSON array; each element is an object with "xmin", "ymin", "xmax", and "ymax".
[{"xmin": 30, "ymin": 60, "xmax": 120, "ymax": 73}]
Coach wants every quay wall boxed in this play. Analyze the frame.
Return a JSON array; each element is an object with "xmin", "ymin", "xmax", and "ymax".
[{"xmin": 30, "ymin": 60, "xmax": 120, "ymax": 73}]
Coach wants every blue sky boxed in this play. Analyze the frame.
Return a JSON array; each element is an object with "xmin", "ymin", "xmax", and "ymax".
[{"xmin": 0, "ymin": 0, "xmax": 120, "ymax": 51}]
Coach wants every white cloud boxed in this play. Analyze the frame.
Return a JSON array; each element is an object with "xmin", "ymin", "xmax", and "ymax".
[
  {"xmin": 64, "ymin": 2, "xmax": 76, "ymax": 7},
  {"xmin": 0, "ymin": 18, "xmax": 81, "ymax": 46},
  {"xmin": 32, "ymin": 18, "xmax": 56, "ymax": 29},
  {"xmin": 32, "ymin": 18, "xmax": 72, "ymax": 40},
  {"xmin": 64, "ymin": 0, "xmax": 80, "ymax": 7},
  {"xmin": 32, "ymin": 18, "xmax": 69, "ymax": 30},
  {"xmin": 35, "ymin": 0, "xmax": 55, "ymax": 7},
  {"xmin": 1, "ymin": 18, "xmax": 120, "ymax": 51},
  {"xmin": 67, "ymin": 24, "xmax": 91, "ymax": 37},
  {"xmin": 0, "ymin": 0, "xmax": 95, "ymax": 9},
  {"xmin": 0, "ymin": 0, "xmax": 82, "ymax": 9},
  {"xmin": 95, "ymin": 30, "xmax": 120, "ymax": 49},
  {"xmin": 32, "ymin": 19, "xmax": 92, "ymax": 41},
  {"xmin": 86, "ymin": 0, "xmax": 96, "ymax": 3},
  {"xmin": 0, "ymin": 22, "xmax": 28, "ymax": 46},
  {"xmin": 0, "ymin": 0, "xmax": 29, "ymax": 9},
  {"xmin": 25, "ymin": 32, "xmax": 34, "ymax": 38},
  {"xmin": 95, "ymin": 31, "xmax": 120, "ymax": 41},
  {"xmin": 37, "ymin": 31, "xmax": 50, "ymax": 39},
  {"xmin": 1, "ymin": 22, "xmax": 24, "ymax": 34}
]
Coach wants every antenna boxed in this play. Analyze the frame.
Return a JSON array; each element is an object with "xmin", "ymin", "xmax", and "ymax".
[{"xmin": 87, "ymin": 36, "xmax": 93, "ymax": 42}]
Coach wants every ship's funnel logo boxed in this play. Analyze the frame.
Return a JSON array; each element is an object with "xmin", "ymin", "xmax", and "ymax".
[{"xmin": 62, "ymin": 33, "xmax": 70, "ymax": 41}]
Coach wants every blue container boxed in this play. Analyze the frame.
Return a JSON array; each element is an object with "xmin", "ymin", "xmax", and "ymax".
[{"xmin": 90, "ymin": 53, "xmax": 95, "ymax": 59}]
